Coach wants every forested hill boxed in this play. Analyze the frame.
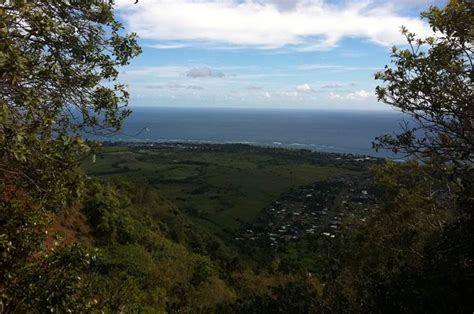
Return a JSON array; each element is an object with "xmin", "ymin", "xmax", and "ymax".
[
  {"xmin": 1, "ymin": 0, "xmax": 472, "ymax": 312},
  {"xmin": 50, "ymin": 143, "xmax": 464, "ymax": 312}
]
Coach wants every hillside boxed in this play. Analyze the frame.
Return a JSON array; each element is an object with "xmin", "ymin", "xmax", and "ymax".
[
  {"xmin": 83, "ymin": 143, "xmax": 378, "ymax": 239},
  {"xmin": 2, "ymin": 1, "xmax": 472, "ymax": 311},
  {"xmin": 63, "ymin": 143, "xmax": 387, "ymax": 311}
]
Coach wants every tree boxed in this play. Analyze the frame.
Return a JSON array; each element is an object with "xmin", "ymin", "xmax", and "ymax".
[
  {"xmin": 374, "ymin": 0, "xmax": 473, "ymax": 178},
  {"xmin": 370, "ymin": 2, "xmax": 474, "ymax": 311},
  {"xmin": 0, "ymin": 1, "xmax": 140, "ymax": 311},
  {"xmin": 0, "ymin": 0, "xmax": 141, "ymax": 205}
]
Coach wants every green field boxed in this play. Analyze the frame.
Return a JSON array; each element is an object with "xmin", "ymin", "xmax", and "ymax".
[{"xmin": 83, "ymin": 144, "xmax": 364, "ymax": 235}]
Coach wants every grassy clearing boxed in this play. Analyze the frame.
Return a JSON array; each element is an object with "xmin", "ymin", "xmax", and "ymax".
[{"xmin": 83, "ymin": 144, "xmax": 362, "ymax": 235}]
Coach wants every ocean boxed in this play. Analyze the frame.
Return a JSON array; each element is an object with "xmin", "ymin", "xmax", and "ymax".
[{"xmin": 107, "ymin": 107, "xmax": 406, "ymax": 158}]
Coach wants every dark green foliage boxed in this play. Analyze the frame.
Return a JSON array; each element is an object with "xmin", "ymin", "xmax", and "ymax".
[
  {"xmin": 367, "ymin": 3, "xmax": 474, "ymax": 309},
  {"xmin": 82, "ymin": 142, "xmax": 471, "ymax": 312},
  {"xmin": 83, "ymin": 143, "xmax": 364, "ymax": 235},
  {"xmin": 0, "ymin": 0, "xmax": 139, "ymax": 311},
  {"xmin": 367, "ymin": 214, "xmax": 474, "ymax": 313},
  {"xmin": 3, "ymin": 245, "xmax": 98, "ymax": 313},
  {"xmin": 374, "ymin": 0, "xmax": 473, "ymax": 177},
  {"xmin": 0, "ymin": 0, "xmax": 140, "ymax": 205},
  {"xmin": 0, "ymin": 185, "xmax": 97, "ymax": 312},
  {"xmin": 1, "ymin": 0, "xmax": 472, "ymax": 312},
  {"xmin": 214, "ymin": 279, "xmax": 324, "ymax": 314},
  {"xmin": 81, "ymin": 179, "xmax": 237, "ymax": 311},
  {"xmin": 267, "ymin": 159, "xmax": 472, "ymax": 312},
  {"xmin": 368, "ymin": 3, "xmax": 474, "ymax": 309}
]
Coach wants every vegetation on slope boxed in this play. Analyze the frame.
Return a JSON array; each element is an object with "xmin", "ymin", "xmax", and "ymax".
[
  {"xmin": 83, "ymin": 143, "xmax": 366, "ymax": 235},
  {"xmin": 1, "ymin": 0, "xmax": 472, "ymax": 312}
]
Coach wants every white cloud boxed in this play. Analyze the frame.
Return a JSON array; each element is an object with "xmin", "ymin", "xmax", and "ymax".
[
  {"xmin": 123, "ymin": 66, "xmax": 189, "ymax": 78},
  {"xmin": 382, "ymin": 0, "xmax": 441, "ymax": 9},
  {"xmin": 116, "ymin": 0, "xmax": 433, "ymax": 51},
  {"xmin": 295, "ymin": 83, "xmax": 312, "ymax": 92},
  {"xmin": 148, "ymin": 43, "xmax": 189, "ymax": 49},
  {"xmin": 277, "ymin": 90, "xmax": 300, "ymax": 97},
  {"xmin": 297, "ymin": 64, "xmax": 342, "ymax": 70},
  {"xmin": 329, "ymin": 89, "xmax": 374, "ymax": 101},
  {"xmin": 297, "ymin": 64, "xmax": 382, "ymax": 71},
  {"xmin": 348, "ymin": 89, "xmax": 373, "ymax": 99},
  {"xmin": 122, "ymin": 65, "xmax": 227, "ymax": 79},
  {"xmin": 186, "ymin": 67, "xmax": 225, "ymax": 78},
  {"xmin": 245, "ymin": 85, "xmax": 264, "ymax": 90},
  {"xmin": 321, "ymin": 83, "xmax": 343, "ymax": 89},
  {"xmin": 145, "ymin": 83, "xmax": 204, "ymax": 90}
]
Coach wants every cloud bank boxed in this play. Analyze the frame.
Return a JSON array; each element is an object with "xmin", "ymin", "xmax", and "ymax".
[{"xmin": 116, "ymin": 0, "xmax": 433, "ymax": 51}]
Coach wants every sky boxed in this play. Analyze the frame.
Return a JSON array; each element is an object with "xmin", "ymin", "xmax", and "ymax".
[{"xmin": 114, "ymin": 0, "xmax": 446, "ymax": 110}]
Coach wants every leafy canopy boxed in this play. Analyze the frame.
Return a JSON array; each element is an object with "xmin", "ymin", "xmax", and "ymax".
[
  {"xmin": 374, "ymin": 0, "xmax": 473, "ymax": 176},
  {"xmin": 0, "ymin": 0, "xmax": 141, "ymax": 206},
  {"xmin": 0, "ymin": 0, "xmax": 140, "ymax": 311}
]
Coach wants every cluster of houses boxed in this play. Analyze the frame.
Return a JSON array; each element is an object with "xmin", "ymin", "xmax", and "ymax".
[{"xmin": 236, "ymin": 176, "xmax": 377, "ymax": 250}]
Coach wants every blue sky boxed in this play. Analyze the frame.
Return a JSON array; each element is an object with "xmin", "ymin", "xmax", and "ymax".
[{"xmin": 114, "ymin": 0, "xmax": 446, "ymax": 110}]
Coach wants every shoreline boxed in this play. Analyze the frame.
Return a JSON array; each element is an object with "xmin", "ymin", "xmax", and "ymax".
[{"xmin": 96, "ymin": 140, "xmax": 404, "ymax": 161}]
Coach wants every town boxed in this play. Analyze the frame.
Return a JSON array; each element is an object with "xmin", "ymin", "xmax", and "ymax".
[{"xmin": 236, "ymin": 175, "xmax": 379, "ymax": 251}]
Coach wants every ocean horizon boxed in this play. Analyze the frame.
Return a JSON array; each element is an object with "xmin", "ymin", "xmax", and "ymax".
[{"xmin": 102, "ymin": 106, "xmax": 406, "ymax": 158}]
